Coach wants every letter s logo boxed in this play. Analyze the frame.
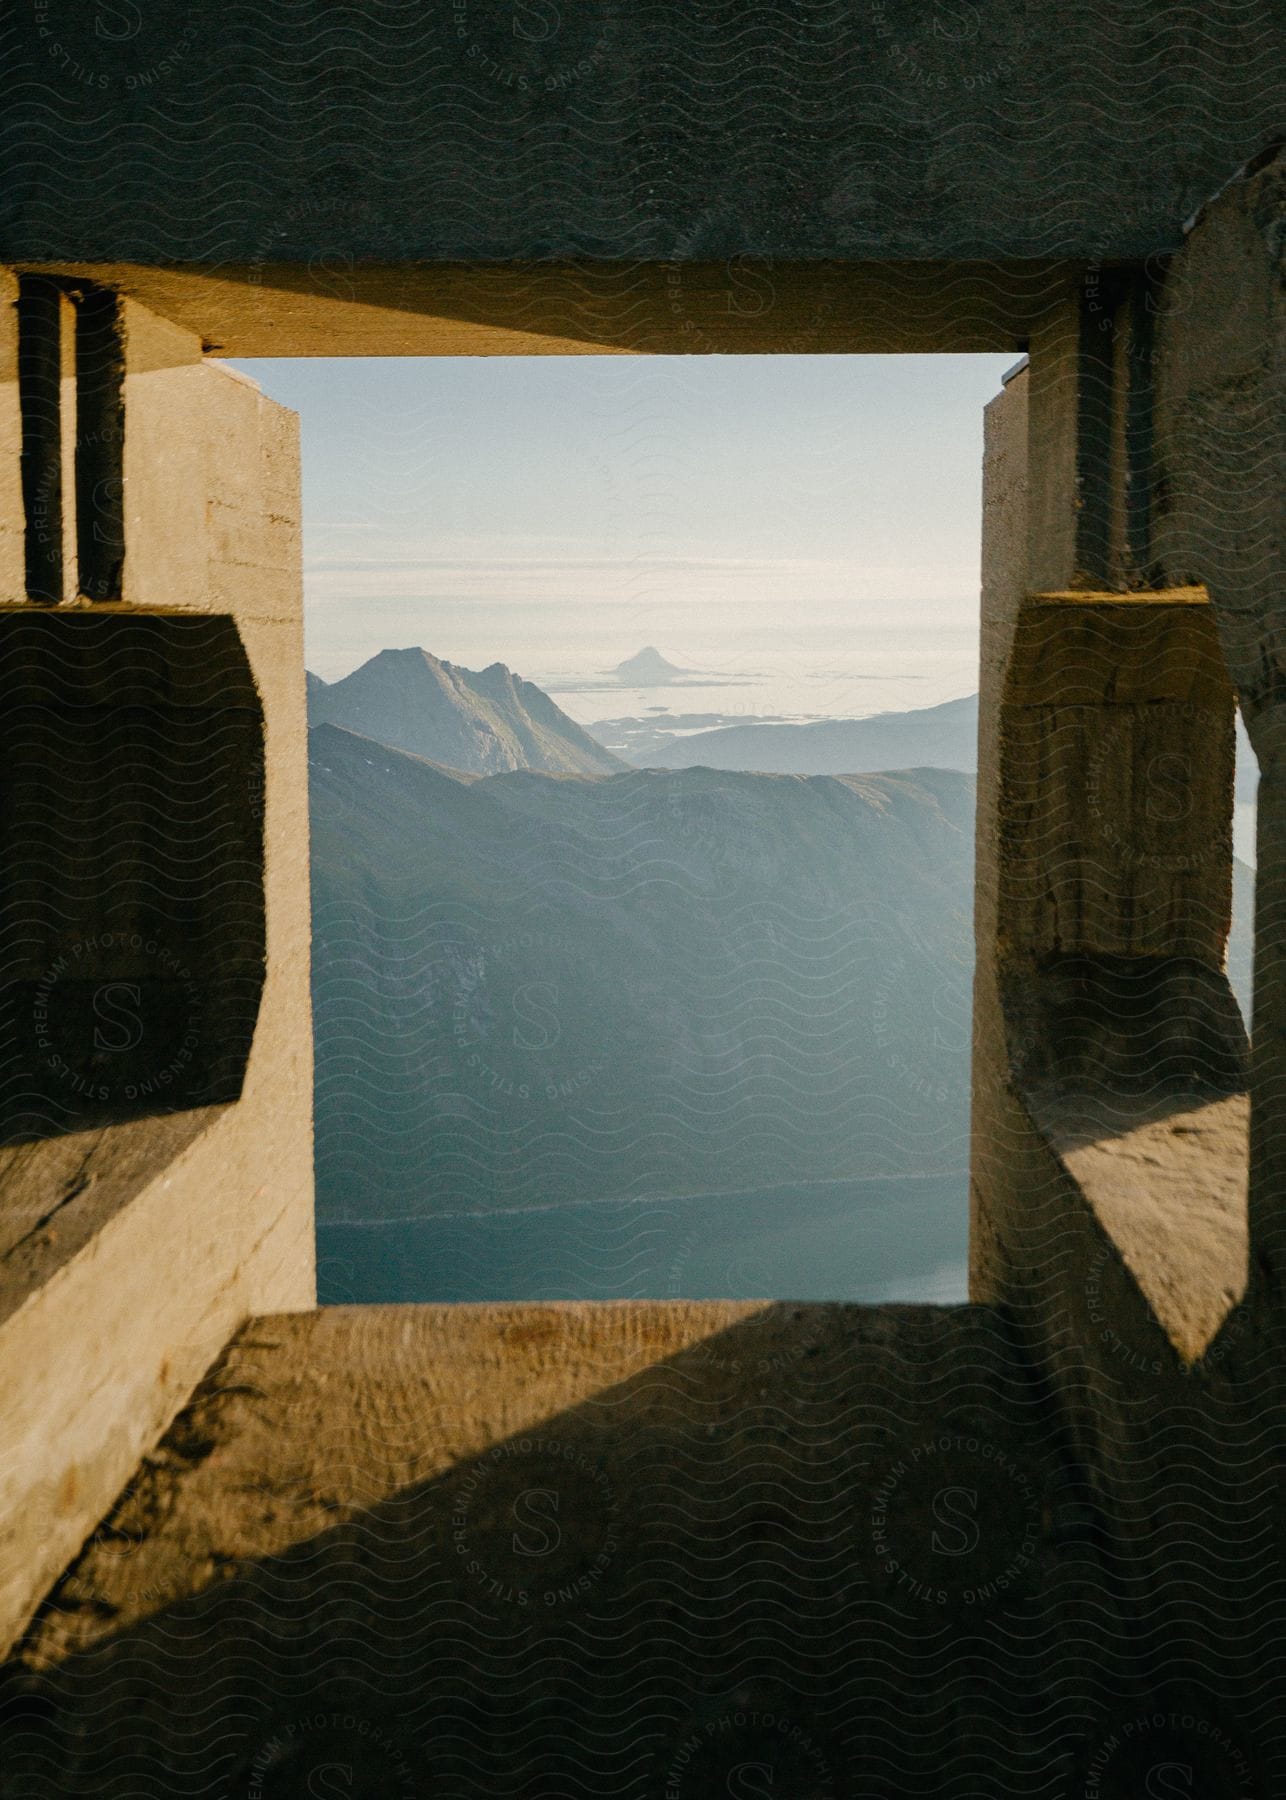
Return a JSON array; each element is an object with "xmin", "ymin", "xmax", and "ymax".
[
  {"xmin": 1145, "ymin": 752, "xmax": 1192, "ymax": 824},
  {"xmin": 308, "ymin": 251, "xmax": 357, "ymax": 304},
  {"xmin": 90, "ymin": 476, "xmax": 124, "ymax": 545},
  {"xmin": 512, "ymin": 982, "xmax": 560, "ymax": 1049},
  {"xmin": 726, "ymin": 1762, "xmax": 775, "ymax": 1799},
  {"xmin": 931, "ymin": 1, "xmax": 980, "ymax": 39},
  {"xmin": 512, "ymin": 1486, "xmax": 561, "ymax": 1557},
  {"xmin": 92, "ymin": 983, "xmax": 144, "ymax": 1054},
  {"xmin": 725, "ymin": 255, "xmax": 775, "ymax": 319},
  {"xmin": 307, "ymin": 1765, "xmax": 354, "ymax": 1800},
  {"xmin": 1145, "ymin": 1763, "xmax": 1194, "ymax": 1799},
  {"xmin": 512, "ymin": 0, "xmax": 559, "ymax": 42},
  {"xmin": 931, "ymin": 1485, "xmax": 980, "ymax": 1557},
  {"xmin": 96, "ymin": 0, "xmax": 142, "ymax": 40}
]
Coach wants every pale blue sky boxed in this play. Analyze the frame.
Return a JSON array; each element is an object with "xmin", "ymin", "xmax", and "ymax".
[{"xmin": 232, "ymin": 354, "xmax": 1014, "ymax": 686}]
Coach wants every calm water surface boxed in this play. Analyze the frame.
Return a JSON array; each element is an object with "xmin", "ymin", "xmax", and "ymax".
[{"xmin": 317, "ymin": 1173, "xmax": 969, "ymax": 1307}]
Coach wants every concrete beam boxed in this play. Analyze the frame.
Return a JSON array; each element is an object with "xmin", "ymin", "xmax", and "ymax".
[{"xmin": 15, "ymin": 260, "xmax": 1074, "ymax": 360}]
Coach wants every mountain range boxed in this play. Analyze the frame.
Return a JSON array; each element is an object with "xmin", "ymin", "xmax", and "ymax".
[
  {"xmin": 608, "ymin": 688, "xmax": 1260, "ymax": 804},
  {"xmin": 308, "ymin": 648, "xmax": 623, "ymax": 776},
  {"xmin": 310, "ymin": 722, "xmax": 978, "ymax": 1225},
  {"xmin": 618, "ymin": 693, "xmax": 981, "ymax": 774},
  {"xmin": 306, "ymin": 650, "xmax": 1255, "ymax": 1294}
]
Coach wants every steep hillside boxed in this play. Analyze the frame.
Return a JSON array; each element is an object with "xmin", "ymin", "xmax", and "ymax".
[
  {"xmin": 309, "ymin": 648, "xmax": 624, "ymax": 775},
  {"xmin": 309, "ymin": 724, "xmax": 978, "ymax": 1224}
]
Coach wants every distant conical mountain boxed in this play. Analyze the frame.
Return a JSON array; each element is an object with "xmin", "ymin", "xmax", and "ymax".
[
  {"xmin": 614, "ymin": 647, "xmax": 687, "ymax": 684},
  {"xmin": 307, "ymin": 648, "xmax": 624, "ymax": 776}
]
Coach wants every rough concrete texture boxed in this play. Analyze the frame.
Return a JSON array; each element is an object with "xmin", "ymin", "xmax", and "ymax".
[
  {"xmin": 3, "ymin": 3, "xmax": 1282, "ymax": 267},
  {"xmin": 965, "ymin": 168, "xmax": 1286, "ymax": 1731},
  {"xmin": 0, "ymin": 611, "xmax": 268, "ymax": 1141},
  {"xmin": 1034, "ymin": 1091, "xmax": 1249, "ymax": 1366},
  {"xmin": 0, "ymin": 63, "xmax": 1280, "ymax": 1800},
  {"xmin": 0, "ymin": 290, "xmax": 315, "ymax": 1656},
  {"xmin": 1151, "ymin": 152, "xmax": 1286, "ymax": 1295},
  {"xmin": 2, "ymin": 1298, "xmax": 1244, "ymax": 1799},
  {"xmin": 972, "ymin": 356, "xmax": 1251, "ymax": 1357},
  {"xmin": 0, "ymin": 275, "xmax": 22, "ymax": 598},
  {"xmin": 18, "ymin": 259, "xmax": 1080, "ymax": 361},
  {"xmin": 6, "ymin": 1302, "xmax": 1284, "ymax": 1795}
]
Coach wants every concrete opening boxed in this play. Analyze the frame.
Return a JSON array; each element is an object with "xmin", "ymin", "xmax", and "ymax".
[
  {"xmin": 0, "ymin": 610, "xmax": 266, "ymax": 1144},
  {"xmin": 244, "ymin": 350, "xmax": 1014, "ymax": 1307}
]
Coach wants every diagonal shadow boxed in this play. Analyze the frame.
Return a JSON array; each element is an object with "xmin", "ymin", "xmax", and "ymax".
[{"xmin": 0, "ymin": 1299, "xmax": 1112, "ymax": 1799}]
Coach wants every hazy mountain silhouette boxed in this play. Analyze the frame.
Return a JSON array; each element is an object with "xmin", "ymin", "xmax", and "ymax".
[
  {"xmin": 613, "ymin": 647, "xmax": 688, "ymax": 683},
  {"xmin": 631, "ymin": 694, "xmax": 980, "ymax": 773},
  {"xmin": 309, "ymin": 722, "xmax": 979, "ymax": 1225},
  {"xmin": 308, "ymin": 648, "xmax": 624, "ymax": 776},
  {"xmin": 626, "ymin": 690, "xmax": 1262, "ymax": 802}
]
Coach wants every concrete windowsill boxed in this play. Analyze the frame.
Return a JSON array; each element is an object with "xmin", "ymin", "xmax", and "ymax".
[{"xmin": 0, "ymin": 1107, "xmax": 229, "ymax": 1330}]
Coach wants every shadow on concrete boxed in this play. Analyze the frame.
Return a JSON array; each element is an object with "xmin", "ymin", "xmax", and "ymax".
[{"xmin": 0, "ymin": 1300, "xmax": 1275, "ymax": 1796}]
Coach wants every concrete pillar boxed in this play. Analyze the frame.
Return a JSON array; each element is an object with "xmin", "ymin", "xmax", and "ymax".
[
  {"xmin": 971, "ymin": 329, "xmax": 1248, "ymax": 1433},
  {"xmin": 971, "ymin": 154, "xmax": 1284, "ymax": 1543},
  {"xmin": 1151, "ymin": 148, "xmax": 1286, "ymax": 1312},
  {"xmin": 0, "ymin": 279, "xmax": 315, "ymax": 1654}
]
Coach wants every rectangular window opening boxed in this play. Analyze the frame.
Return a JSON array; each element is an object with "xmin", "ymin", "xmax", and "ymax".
[{"xmin": 231, "ymin": 350, "xmax": 1111, "ymax": 1309}]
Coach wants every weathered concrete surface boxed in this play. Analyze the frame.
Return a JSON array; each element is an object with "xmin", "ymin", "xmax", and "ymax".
[
  {"xmin": 0, "ymin": 610, "xmax": 268, "ymax": 1141},
  {"xmin": 0, "ymin": 1107, "xmax": 221, "ymax": 1286},
  {"xmin": 0, "ymin": 1303, "xmax": 1124, "ymax": 1794},
  {"xmin": 1036, "ymin": 1091, "xmax": 1249, "ymax": 1365},
  {"xmin": 1151, "ymin": 151, "xmax": 1286, "ymax": 1300},
  {"xmin": 3, "ymin": 3, "xmax": 1282, "ymax": 267},
  {"xmin": 0, "ymin": 275, "xmax": 22, "ymax": 597},
  {"xmin": 970, "ymin": 369, "xmax": 1247, "ymax": 1358},
  {"xmin": 0, "ymin": 294, "xmax": 315, "ymax": 1656},
  {"xmin": 19, "ymin": 259, "xmax": 1075, "ymax": 360},
  {"xmin": 966, "ymin": 174, "xmax": 1286, "ymax": 1749},
  {"xmin": 6, "ymin": 1301, "xmax": 1284, "ymax": 1795}
]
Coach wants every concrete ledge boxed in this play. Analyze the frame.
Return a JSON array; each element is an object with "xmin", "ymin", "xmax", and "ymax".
[
  {"xmin": 0, "ymin": 1100, "xmax": 313, "ymax": 1663},
  {"xmin": 6, "ymin": 1300, "xmax": 1099, "ymax": 1795},
  {"xmin": 1029, "ymin": 1089, "xmax": 1249, "ymax": 1364},
  {"xmin": 0, "ymin": 1106, "xmax": 225, "ymax": 1324}
]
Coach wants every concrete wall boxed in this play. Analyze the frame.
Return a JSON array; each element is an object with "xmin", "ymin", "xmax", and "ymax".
[
  {"xmin": 1151, "ymin": 151, "xmax": 1286, "ymax": 1306},
  {"xmin": 0, "ymin": 280, "xmax": 315, "ymax": 1655},
  {"xmin": 3, "ymin": 2, "xmax": 1281, "ymax": 267},
  {"xmin": 969, "ymin": 155, "xmax": 1284, "ymax": 1540}
]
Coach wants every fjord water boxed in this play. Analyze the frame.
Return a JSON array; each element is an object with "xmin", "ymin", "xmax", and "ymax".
[{"xmin": 317, "ymin": 1172, "xmax": 968, "ymax": 1307}]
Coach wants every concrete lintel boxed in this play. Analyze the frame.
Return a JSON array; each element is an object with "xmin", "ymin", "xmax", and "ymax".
[{"xmin": 15, "ymin": 260, "xmax": 1075, "ymax": 359}]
